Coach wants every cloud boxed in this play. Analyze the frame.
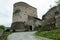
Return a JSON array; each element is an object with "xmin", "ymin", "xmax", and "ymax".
[
  {"xmin": 0, "ymin": 16, "xmax": 12, "ymax": 27},
  {"xmin": 0, "ymin": 0, "xmax": 13, "ymax": 27}
]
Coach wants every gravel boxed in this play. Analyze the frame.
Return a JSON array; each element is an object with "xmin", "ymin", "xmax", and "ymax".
[{"xmin": 7, "ymin": 32, "xmax": 52, "ymax": 40}]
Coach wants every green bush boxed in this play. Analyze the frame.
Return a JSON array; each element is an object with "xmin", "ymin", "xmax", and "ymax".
[
  {"xmin": 40, "ymin": 23, "xmax": 55, "ymax": 31},
  {"xmin": 0, "ymin": 25, "xmax": 5, "ymax": 29}
]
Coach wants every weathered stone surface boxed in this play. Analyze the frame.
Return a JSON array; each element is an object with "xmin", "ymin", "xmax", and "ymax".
[
  {"xmin": 11, "ymin": 22, "xmax": 25, "ymax": 31},
  {"xmin": 11, "ymin": 2, "xmax": 42, "ymax": 31},
  {"xmin": 42, "ymin": 6, "xmax": 60, "ymax": 27}
]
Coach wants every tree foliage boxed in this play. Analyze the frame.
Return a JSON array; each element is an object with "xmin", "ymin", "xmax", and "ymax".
[
  {"xmin": 56, "ymin": 0, "xmax": 60, "ymax": 8},
  {"xmin": 0, "ymin": 25, "xmax": 5, "ymax": 29},
  {"xmin": 56, "ymin": 0, "xmax": 60, "ymax": 5}
]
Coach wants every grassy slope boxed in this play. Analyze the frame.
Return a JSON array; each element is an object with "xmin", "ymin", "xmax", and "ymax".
[
  {"xmin": 35, "ymin": 29, "xmax": 60, "ymax": 40},
  {"xmin": 3, "ymin": 32, "xmax": 12, "ymax": 40}
]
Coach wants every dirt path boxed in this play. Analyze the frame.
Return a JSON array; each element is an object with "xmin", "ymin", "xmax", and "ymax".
[{"xmin": 7, "ymin": 32, "xmax": 52, "ymax": 40}]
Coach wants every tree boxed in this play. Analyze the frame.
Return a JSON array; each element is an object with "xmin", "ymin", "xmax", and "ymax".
[
  {"xmin": 56, "ymin": 0, "xmax": 60, "ymax": 5},
  {"xmin": 0, "ymin": 25, "xmax": 5, "ymax": 29},
  {"xmin": 56, "ymin": 0, "xmax": 60, "ymax": 9}
]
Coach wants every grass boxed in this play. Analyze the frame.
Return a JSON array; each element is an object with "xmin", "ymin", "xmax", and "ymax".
[
  {"xmin": 35, "ymin": 29, "xmax": 60, "ymax": 40},
  {"xmin": 2, "ymin": 32, "xmax": 12, "ymax": 40},
  {"xmin": 0, "ymin": 28, "xmax": 4, "ymax": 30}
]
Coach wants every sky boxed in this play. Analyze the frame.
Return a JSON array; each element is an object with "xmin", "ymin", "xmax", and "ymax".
[{"xmin": 0, "ymin": 0, "xmax": 58, "ymax": 27}]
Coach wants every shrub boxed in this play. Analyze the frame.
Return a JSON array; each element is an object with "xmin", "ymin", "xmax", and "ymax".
[
  {"xmin": 0, "ymin": 25, "xmax": 5, "ymax": 29},
  {"xmin": 5, "ymin": 29, "xmax": 10, "ymax": 32},
  {"xmin": 40, "ymin": 23, "xmax": 55, "ymax": 31}
]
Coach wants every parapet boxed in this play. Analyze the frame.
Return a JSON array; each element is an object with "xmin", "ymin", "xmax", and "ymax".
[{"xmin": 14, "ymin": 2, "xmax": 36, "ymax": 9}]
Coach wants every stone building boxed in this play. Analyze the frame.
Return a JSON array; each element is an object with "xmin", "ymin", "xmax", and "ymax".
[
  {"xmin": 11, "ymin": 2, "xmax": 42, "ymax": 31},
  {"xmin": 42, "ymin": 6, "xmax": 60, "ymax": 27}
]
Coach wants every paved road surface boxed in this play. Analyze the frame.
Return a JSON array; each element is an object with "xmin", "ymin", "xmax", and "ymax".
[{"xmin": 7, "ymin": 32, "xmax": 52, "ymax": 40}]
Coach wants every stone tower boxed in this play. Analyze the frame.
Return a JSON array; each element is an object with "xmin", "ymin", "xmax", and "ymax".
[
  {"xmin": 11, "ymin": 2, "xmax": 37, "ymax": 31},
  {"xmin": 42, "ymin": 6, "xmax": 60, "ymax": 27}
]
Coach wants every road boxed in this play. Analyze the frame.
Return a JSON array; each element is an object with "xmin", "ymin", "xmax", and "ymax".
[{"xmin": 7, "ymin": 32, "xmax": 52, "ymax": 40}]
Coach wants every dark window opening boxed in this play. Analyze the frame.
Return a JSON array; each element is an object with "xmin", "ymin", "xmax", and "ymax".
[
  {"xmin": 55, "ymin": 11, "xmax": 59, "ymax": 15},
  {"xmin": 29, "ymin": 26, "xmax": 32, "ymax": 31},
  {"xmin": 13, "ymin": 29, "xmax": 16, "ymax": 32},
  {"xmin": 15, "ymin": 10, "xmax": 21, "ymax": 13}
]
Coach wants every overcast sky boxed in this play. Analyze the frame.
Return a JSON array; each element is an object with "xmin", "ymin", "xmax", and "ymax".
[{"xmin": 0, "ymin": 0, "xmax": 58, "ymax": 27}]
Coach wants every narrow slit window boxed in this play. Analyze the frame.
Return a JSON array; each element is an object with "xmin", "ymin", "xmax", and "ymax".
[{"xmin": 55, "ymin": 11, "xmax": 59, "ymax": 15}]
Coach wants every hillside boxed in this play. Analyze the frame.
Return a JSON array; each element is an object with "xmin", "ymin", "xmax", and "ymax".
[{"xmin": 35, "ymin": 29, "xmax": 60, "ymax": 40}]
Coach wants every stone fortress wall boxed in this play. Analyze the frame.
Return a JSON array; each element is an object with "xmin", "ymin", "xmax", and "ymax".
[
  {"xmin": 42, "ymin": 6, "xmax": 60, "ymax": 27},
  {"xmin": 11, "ymin": 2, "xmax": 60, "ymax": 31},
  {"xmin": 11, "ymin": 2, "xmax": 42, "ymax": 31}
]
